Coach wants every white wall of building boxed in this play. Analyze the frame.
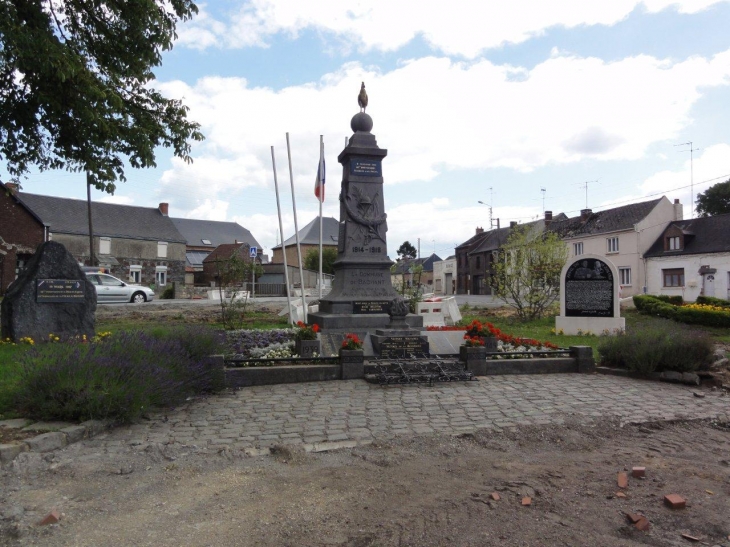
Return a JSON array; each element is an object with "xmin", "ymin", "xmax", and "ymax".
[
  {"xmin": 646, "ymin": 253, "xmax": 730, "ymax": 302},
  {"xmin": 433, "ymin": 257, "xmax": 456, "ymax": 295}
]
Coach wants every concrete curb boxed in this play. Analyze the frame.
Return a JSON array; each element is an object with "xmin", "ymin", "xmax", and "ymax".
[{"xmin": 0, "ymin": 419, "xmax": 112, "ymax": 466}]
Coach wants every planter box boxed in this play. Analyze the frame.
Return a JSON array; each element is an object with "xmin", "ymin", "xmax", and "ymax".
[
  {"xmin": 295, "ymin": 339, "xmax": 321, "ymax": 358},
  {"xmin": 340, "ymin": 349, "xmax": 365, "ymax": 380},
  {"xmin": 460, "ymin": 345, "xmax": 487, "ymax": 376}
]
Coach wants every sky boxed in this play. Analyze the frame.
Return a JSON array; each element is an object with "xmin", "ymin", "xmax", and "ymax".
[{"xmin": 9, "ymin": 0, "xmax": 730, "ymax": 260}]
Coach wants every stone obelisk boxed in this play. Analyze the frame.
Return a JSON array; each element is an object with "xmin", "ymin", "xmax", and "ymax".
[{"xmin": 310, "ymin": 88, "xmax": 422, "ymax": 330}]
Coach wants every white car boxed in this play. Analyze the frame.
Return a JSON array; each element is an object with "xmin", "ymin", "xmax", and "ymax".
[{"xmin": 85, "ymin": 273, "xmax": 156, "ymax": 304}]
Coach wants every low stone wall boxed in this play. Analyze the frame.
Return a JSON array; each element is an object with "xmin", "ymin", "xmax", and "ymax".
[
  {"xmin": 483, "ymin": 358, "xmax": 578, "ymax": 375},
  {"xmin": 226, "ymin": 364, "xmax": 341, "ymax": 388}
]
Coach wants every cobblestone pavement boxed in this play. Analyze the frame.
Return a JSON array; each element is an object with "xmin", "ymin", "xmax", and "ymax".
[{"xmin": 91, "ymin": 375, "xmax": 730, "ymax": 453}]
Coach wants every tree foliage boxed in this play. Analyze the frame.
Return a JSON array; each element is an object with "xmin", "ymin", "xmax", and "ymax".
[
  {"xmin": 303, "ymin": 247, "xmax": 337, "ymax": 275},
  {"xmin": 0, "ymin": 0, "xmax": 204, "ymax": 192},
  {"xmin": 396, "ymin": 241, "xmax": 417, "ymax": 260},
  {"xmin": 695, "ymin": 178, "xmax": 730, "ymax": 217},
  {"xmin": 214, "ymin": 251, "xmax": 263, "ymax": 330},
  {"xmin": 492, "ymin": 225, "xmax": 568, "ymax": 321}
]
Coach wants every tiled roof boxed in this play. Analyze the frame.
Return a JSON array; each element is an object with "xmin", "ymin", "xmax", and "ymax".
[
  {"xmin": 391, "ymin": 253, "xmax": 442, "ymax": 274},
  {"xmin": 272, "ymin": 216, "xmax": 339, "ymax": 249},
  {"xmin": 17, "ymin": 193, "xmax": 186, "ymax": 243},
  {"xmin": 202, "ymin": 243, "xmax": 252, "ymax": 263},
  {"xmin": 171, "ymin": 218, "xmax": 261, "ymax": 249},
  {"xmin": 548, "ymin": 199, "xmax": 662, "ymax": 239},
  {"xmin": 644, "ymin": 214, "xmax": 730, "ymax": 257}
]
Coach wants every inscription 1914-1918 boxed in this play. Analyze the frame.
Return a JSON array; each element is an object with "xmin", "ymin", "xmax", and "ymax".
[{"xmin": 564, "ymin": 258, "xmax": 615, "ymax": 317}]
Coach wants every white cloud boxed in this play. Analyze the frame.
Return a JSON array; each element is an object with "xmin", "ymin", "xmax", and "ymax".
[
  {"xmin": 155, "ymin": 49, "xmax": 730, "ymax": 209},
  {"xmin": 177, "ymin": 0, "xmax": 729, "ymax": 57},
  {"xmin": 98, "ymin": 195, "xmax": 134, "ymax": 205}
]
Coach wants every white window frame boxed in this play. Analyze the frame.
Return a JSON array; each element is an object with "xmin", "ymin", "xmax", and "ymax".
[
  {"xmin": 129, "ymin": 265, "xmax": 142, "ymax": 284},
  {"xmin": 155, "ymin": 266, "xmax": 168, "ymax": 287},
  {"xmin": 99, "ymin": 237, "xmax": 111, "ymax": 255},
  {"xmin": 618, "ymin": 267, "xmax": 631, "ymax": 286},
  {"xmin": 668, "ymin": 236, "xmax": 680, "ymax": 250},
  {"xmin": 607, "ymin": 237, "xmax": 619, "ymax": 254},
  {"xmin": 157, "ymin": 241, "xmax": 168, "ymax": 258},
  {"xmin": 573, "ymin": 242, "xmax": 583, "ymax": 256}
]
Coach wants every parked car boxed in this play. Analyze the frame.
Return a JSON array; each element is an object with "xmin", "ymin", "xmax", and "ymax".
[{"xmin": 85, "ymin": 273, "xmax": 155, "ymax": 303}]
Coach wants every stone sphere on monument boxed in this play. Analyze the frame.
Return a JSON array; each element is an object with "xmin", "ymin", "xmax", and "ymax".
[{"xmin": 350, "ymin": 112, "xmax": 373, "ymax": 133}]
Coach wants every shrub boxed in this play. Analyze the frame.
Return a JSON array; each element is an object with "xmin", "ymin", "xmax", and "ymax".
[
  {"xmin": 597, "ymin": 328, "xmax": 712, "ymax": 375},
  {"xmin": 14, "ymin": 327, "xmax": 225, "ymax": 423},
  {"xmin": 695, "ymin": 295, "xmax": 730, "ymax": 309},
  {"xmin": 225, "ymin": 329, "xmax": 295, "ymax": 357},
  {"xmin": 633, "ymin": 294, "xmax": 730, "ymax": 328},
  {"xmin": 160, "ymin": 286, "xmax": 175, "ymax": 299}
]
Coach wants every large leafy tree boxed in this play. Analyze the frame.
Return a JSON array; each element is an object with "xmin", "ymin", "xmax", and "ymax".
[
  {"xmin": 696, "ymin": 179, "xmax": 730, "ymax": 217},
  {"xmin": 492, "ymin": 225, "xmax": 568, "ymax": 321},
  {"xmin": 303, "ymin": 247, "xmax": 337, "ymax": 275},
  {"xmin": 0, "ymin": 0, "xmax": 203, "ymax": 192},
  {"xmin": 396, "ymin": 241, "xmax": 417, "ymax": 260}
]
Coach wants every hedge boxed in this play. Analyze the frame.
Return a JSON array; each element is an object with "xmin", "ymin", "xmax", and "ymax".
[
  {"xmin": 696, "ymin": 295, "xmax": 730, "ymax": 309},
  {"xmin": 633, "ymin": 294, "xmax": 730, "ymax": 328}
]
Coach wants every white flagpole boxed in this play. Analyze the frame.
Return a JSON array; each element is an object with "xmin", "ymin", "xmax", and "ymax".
[
  {"xmin": 318, "ymin": 135, "xmax": 324, "ymax": 300},
  {"xmin": 286, "ymin": 132, "xmax": 308, "ymax": 322},
  {"xmin": 271, "ymin": 146, "xmax": 293, "ymax": 324}
]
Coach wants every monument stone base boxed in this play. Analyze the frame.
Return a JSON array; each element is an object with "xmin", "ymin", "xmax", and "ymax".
[
  {"xmin": 555, "ymin": 316, "xmax": 625, "ymax": 336},
  {"xmin": 309, "ymin": 312, "xmax": 422, "ymax": 330},
  {"xmin": 370, "ymin": 328, "xmax": 429, "ymax": 358}
]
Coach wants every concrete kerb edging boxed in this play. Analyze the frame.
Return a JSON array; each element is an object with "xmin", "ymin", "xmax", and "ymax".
[{"xmin": 0, "ymin": 419, "xmax": 112, "ymax": 466}]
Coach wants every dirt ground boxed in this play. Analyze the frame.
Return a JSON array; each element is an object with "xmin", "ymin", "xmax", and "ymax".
[{"xmin": 2, "ymin": 418, "xmax": 729, "ymax": 547}]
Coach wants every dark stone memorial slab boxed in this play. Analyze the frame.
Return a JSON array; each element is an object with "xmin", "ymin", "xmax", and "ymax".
[
  {"xmin": 564, "ymin": 258, "xmax": 614, "ymax": 317},
  {"xmin": 376, "ymin": 335, "xmax": 430, "ymax": 358},
  {"xmin": 353, "ymin": 301, "xmax": 390, "ymax": 314},
  {"xmin": 1, "ymin": 241, "xmax": 96, "ymax": 341}
]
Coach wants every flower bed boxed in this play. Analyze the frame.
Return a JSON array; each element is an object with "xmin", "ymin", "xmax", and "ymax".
[{"xmin": 427, "ymin": 320, "xmax": 559, "ymax": 351}]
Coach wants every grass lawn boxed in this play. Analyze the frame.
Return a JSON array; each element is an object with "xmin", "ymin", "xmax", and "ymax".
[{"xmin": 0, "ymin": 343, "xmax": 30, "ymax": 419}]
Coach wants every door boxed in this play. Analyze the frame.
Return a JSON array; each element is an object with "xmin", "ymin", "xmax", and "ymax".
[
  {"xmin": 444, "ymin": 273, "xmax": 453, "ymax": 295},
  {"xmin": 703, "ymin": 274, "xmax": 715, "ymax": 298},
  {"xmin": 98, "ymin": 274, "xmax": 128, "ymax": 302}
]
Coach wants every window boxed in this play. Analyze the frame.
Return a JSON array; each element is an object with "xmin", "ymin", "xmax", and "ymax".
[
  {"xmin": 99, "ymin": 237, "xmax": 111, "ymax": 255},
  {"xmin": 155, "ymin": 266, "xmax": 167, "ymax": 286},
  {"xmin": 157, "ymin": 241, "xmax": 168, "ymax": 258},
  {"xmin": 607, "ymin": 237, "xmax": 619, "ymax": 253},
  {"xmin": 201, "ymin": 239, "xmax": 212, "ymax": 245},
  {"xmin": 667, "ymin": 236, "xmax": 681, "ymax": 250},
  {"xmin": 476, "ymin": 256, "xmax": 481, "ymax": 269},
  {"xmin": 663, "ymin": 268, "xmax": 684, "ymax": 287},
  {"xmin": 129, "ymin": 265, "xmax": 142, "ymax": 284},
  {"xmin": 573, "ymin": 242, "xmax": 583, "ymax": 256},
  {"xmin": 619, "ymin": 267, "xmax": 631, "ymax": 286}
]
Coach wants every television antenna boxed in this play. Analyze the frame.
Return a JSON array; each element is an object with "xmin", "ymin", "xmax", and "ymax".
[{"xmin": 675, "ymin": 141, "xmax": 700, "ymax": 219}]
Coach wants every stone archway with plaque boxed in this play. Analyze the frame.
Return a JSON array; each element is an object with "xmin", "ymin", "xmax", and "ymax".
[{"xmin": 555, "ymin": 254, "xmax": 625, "ymax": 336}]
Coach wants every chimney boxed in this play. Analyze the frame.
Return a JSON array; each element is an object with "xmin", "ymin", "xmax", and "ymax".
[
  {"xmin": 4, "ymin": 182, "xmax": 19, "ymax": 195},
  {"xmin": 158, "ymin": 202, "xmax": 169, "ymax": 216},
  {"xmin": 475, "ymin": 227, "xmax": 484, "ymax": 234},
  {"xmin": 544, "ymin": 210, "xmax": 553, "ymax": 225},
  {"xmin": 509, "ymin": 221, "xmax": 518, "ymax": 228},
  {"xmin": 673, "ymin": 198, "xmax": 683, "ymax": 221},
  {"xmin": 580, "ymin": 208, "xmax": 592, "ymax": 221}
]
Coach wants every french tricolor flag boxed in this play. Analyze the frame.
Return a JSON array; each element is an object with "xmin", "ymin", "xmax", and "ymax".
[{"xmin": 314, "ymin": 148, "xmax": 325, "ymax": 202}]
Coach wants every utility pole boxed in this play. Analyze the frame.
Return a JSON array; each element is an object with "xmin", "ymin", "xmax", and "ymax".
[
  {"xmin": 675, "ymin": 141, "xmax": 700, "ymax": 219},
  {"xmin": 86, "ymin": 172, "xmax": 96, "ymax": 267},
  {"xmin": 417, "ymin": 237, "xmax": 420, "ymax": 259},
  {"xmin": 541, "ymin": 187, "xmax": 546, "ymax": 213}
]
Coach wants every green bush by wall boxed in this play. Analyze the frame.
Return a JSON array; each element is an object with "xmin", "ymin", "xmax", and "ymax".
[{"xmin": 633, "ymin": 294, "xmax": 730, "ymax": 328}]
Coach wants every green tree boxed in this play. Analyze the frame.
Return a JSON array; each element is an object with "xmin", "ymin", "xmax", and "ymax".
[
  {"xmin": 397, "ymin": 241, "xmax": 417, "ymax": 260},
  {"xmin": 214, "ymin": 251, "xmax": 263, "ymax": 330},
  {"xmin": 0, "ymin": 0, "xmax": 203, "ymax": 192},
  {"xmin": 303, "ymin": 247, "xmax": 337, "ymax": 275},
  {"xmin": 696, "ymin": 178, "xmax": 730, "ymax": 217},
  {"xmin": 492, "ymin": 225, "xmax": 568, "ymax": 321}
]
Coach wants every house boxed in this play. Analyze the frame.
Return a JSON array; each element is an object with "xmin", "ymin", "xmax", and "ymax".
[
  {"xmin": 0, "ymin": 182, "xmax": 186, "ymax": 291},
  {"xmin": 171, "ymin": 218, "xmax": 262, "ymax": 285},
  {"xmin": 454, "ymin": 227, "xmax": 490, "ymax": 295},
  {"xmin": 432, "ymin": 255, "xmax": 457, "ymax": 295},
  {"xmin": 548, "ymin": 197, "xmax": 683, "ymax": 297},
  {"xmin": 201, "ymin": 243, "xmax": 256, "ymax": 286},
  {"xmin": 643, "ymin": 214, "xmax": 730, "ymax": 301},
  {"xmin": 391, "ymin": 253, "xmax": 442, "ymax": 291},
  {"xmin": 0, "ymin": 183, "xmax": 48, "ymax": 294},
  {"xmin": 271, "ymin": 216, "xmax": 339, "ymax": 267}
]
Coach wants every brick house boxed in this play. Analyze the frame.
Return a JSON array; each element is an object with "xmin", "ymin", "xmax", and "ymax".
[
  {"xmin": 454, "ymin": 227, "xmax": 489, "ymax": 295},
  {"xmin": 0, "ymin": 184, "xmax": 186, "ymax": 291},
  {"xmin": 0, "ymin": 183, "xmax": 48, "ymax": 294},
  {"xmin": 271, "ymin": 216, "xmax": 338, "ymax": 267},
  {"xmin": 201, "ymin": 243, "xmax": 256, "ymax": 286},
  {"xmin": 391, "ymin": 253, "xmax": 442, "ymax": 291}
]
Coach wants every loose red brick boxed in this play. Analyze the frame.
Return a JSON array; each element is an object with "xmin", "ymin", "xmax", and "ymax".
[
  {"xmin": 521, "ymin": 497, "xmax": 532, "ymax": 506},
  {"xmin": 490, "ymin": 492, "xmax": 501, "ymax": 501},
  {"xmin": 632, "ymin": 467, "xmax": 646, "ymax": 478},
  {"xmin": 617, "ymin": 472, "xmax": 628, "ymax": 488},
  {"xmin": 664, "ymin": 494, "xmax": 686, "ymax": 509},
  {"xmin": 635, "ymin": 517, "xmax": 651, "ymax": 531},
  {"xmin": 626, "ymin": 513, "xmax": 642, "ymax": 524},
  {"xmin": 37, "ymin": 509, "xmax": 60, "ymax": 526}
]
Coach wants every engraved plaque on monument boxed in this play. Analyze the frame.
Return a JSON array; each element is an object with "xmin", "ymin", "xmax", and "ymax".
[
  {"xmin": 309, "ymin": 86, "xmax": 423, "ymax": 330},
  {"xmin": 555, "ymin": 254, "xmax": 624, "ymax": 335}
]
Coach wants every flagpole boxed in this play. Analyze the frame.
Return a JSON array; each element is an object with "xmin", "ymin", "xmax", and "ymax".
[
  {"xmin": 271, "ymin": 146, "xmax": 293, "ymax": 324},
  {"xmin": 318, "ymin": 135, "xmax": 324, "ymax": 300},
  {"xmin": 286, "ymin": 132, "xmax": 308, "ymax": 322}
]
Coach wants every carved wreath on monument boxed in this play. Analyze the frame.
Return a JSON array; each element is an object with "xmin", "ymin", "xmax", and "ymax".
[{"xmin": 342, "ymin": 185, "xmax": 387, "ymax": 245}]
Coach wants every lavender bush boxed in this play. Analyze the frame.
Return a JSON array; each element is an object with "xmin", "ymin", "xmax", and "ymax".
[{"xmin": 14, "ymin": 327, "xmax": 225, "ymax": 423}]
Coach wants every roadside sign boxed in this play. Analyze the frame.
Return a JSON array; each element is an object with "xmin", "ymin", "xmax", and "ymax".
[{"xmin": 249, "ymin": 246, "xmax": 258, "ymax": 258}]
